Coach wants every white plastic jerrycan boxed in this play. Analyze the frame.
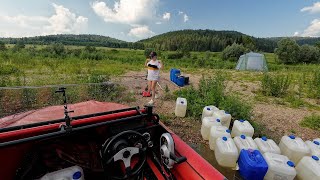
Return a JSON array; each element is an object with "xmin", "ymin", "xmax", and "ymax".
[
  {"xmin": 201, "ymin": 105, "xmax": 219, "ymax": 123},
  {"xmin": 254, "ymin": 136, "xmax": 281, "ymax": 155},
  {"xmin": 175, "ymin": 97, "xmax": 187, "ymax": 117},
  {"xmin": 233, "ymin": 135, "xmax": 258, "ymax": 153},
  {"xmin": 215, "ymin": 136, "xmax": 239, "ymax": 168},
  {"xmin": 213, "ymin": 110, "xmax": 232, "ymax": 129},
  {"xmin": 201, "ymin": 117, "xmax": 222, "ymax": 140},
  {"xmin": 40, "ymin": 166, "xmax": 84, "ymax": 180},
  {"xmin": 231, "ymin": 120, "xmax": 254, "ymax": 138},
  {"xmin": 209, "ymin": 126, "xmax": 231, "ymax": 150},
  {"xmin": 263, "ymin": 152, "xmax": 296, "ymax": 180},
  {"xmin": 305, "ymin": 140, "xmax": 320, "ymax": 157},
  {"xmin": 296, "ymin": 155, "xmax": 320, "ymax": 180},
  {"xmin": 279, "ymin": 135, "xmax": 311, "ymax": 164}
]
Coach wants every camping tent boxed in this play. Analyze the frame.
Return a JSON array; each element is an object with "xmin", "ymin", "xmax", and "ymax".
[{"xmin": 235, "ymin": 52, "xmax": 268, "ymax": 71}]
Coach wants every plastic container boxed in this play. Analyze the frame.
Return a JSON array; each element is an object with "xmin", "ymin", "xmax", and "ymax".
[
  {"xmin": 213, "ymin": 110, "xmax": 232, "ymax": 129},
  {"xmin": 296, "ymin": 155, "xmax": 320, "ymax": 180},
  {"xmin": 305, "ymin": 140, "xmax": 320, "ymax": 157},
  {"xmin": 238, "ymin": 149, "xmax": 268, "ymax": 180},
  {"xmin": 176, "ymin": 76, "xmax": 185, "ymax": 87},
  {"xmin": 215, "ymin": 136, "xmax": 239, "ymax": 168},
  {"xmin": 263, "ymin": 152, "xmax": 296, "ymax": 180},
  {"xmin": 201, "ymin": 117, "xmax": 222, "ymax": 140},
  {"xmin": 201, "ymin": 106, "xmax": 219, "ymax": 123},
  {"xmin": 254, "ymin": 137, "xmax": 281, "ymax": 154},
  {"xmin": 279, "ymin": 135, "xmax": 311, "ymax": 164},
  {"xmin": 175, "ymin": 97, "xmax": 187, "ymax": 117},
  {"xmin": 40, "ymin": 166, "xmax": 84, "ymax": 180},
  {"xmin": 231, "ymin": 120, "xmax": 254, "ymax": 138},
  {"xmin": 209, "ymin": 126, "xmax": 231, "ymax": 150},
  {"xmin": 234, "ymin": 135, "xmax": 258, "ymax": 153}
]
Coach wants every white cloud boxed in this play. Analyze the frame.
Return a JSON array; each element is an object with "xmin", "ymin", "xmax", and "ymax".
[
  {"xmin": 301, "ymin": 19, "xmax": 320, "ymax": 37},
  {"xmin": 91, "ymin": 0, "xmax": 159, "ymax": 25},
  {"xmin": 178, "ymin": 11, "xmax": 184, "ymax": 15},
  {"xmin": 155, "ymin": 21, "xmax": 162, "ymax": 25},
  {"xmin": 294, "ymin": 32, "xmax": 299, "ymax": 36},
  {"xmin": 0, "ymin": 3, "xmax": 88, "ymax": 37},
  {"xmin": 162, "ymin": 12, "xmax": 170, "ymax": 20},
  {"xmin": 44, "ymin": 3, "xmax": 88, "ymax": 35},
  {"xmin": 301, "ymin": 2, "xmax": 320, "ymax": 14},
  {"xmin": 128, "ymin": 25, "xmax": 155, "ymax": 38},
  {"xmin": 183, "ymin": 14, "xmax": 189, "ymax": 22}
]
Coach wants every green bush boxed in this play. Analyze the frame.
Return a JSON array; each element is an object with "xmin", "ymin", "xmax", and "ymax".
[
  {"xmin": 167, "ymin": 52, "xmax": 184, "ymax": 59},
  {"xmin": 307, "ymin": 70, "xmax": 320, "ymax": 99},
  {"xmin": 222, "ymin": 43, "xmax": 247, "ymax": 61},
  {"xmin": 261, "ymin": 73, "xmax": 292, "ymax": 97},
  {"xmin": 300, "ymin": 114, "xmax": 320, "ymax": 131},
  {"xmin": 175, "ymin": 73, "xmax": 252, "ymax": 121}
]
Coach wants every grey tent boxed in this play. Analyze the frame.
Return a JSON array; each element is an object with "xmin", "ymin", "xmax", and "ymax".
[{"xmin": 235, "ymin": 52, "xmax": 268, "ymax": 71}]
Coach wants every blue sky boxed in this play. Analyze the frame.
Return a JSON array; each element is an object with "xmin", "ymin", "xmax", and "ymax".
[{"xmin": 1, "ymin": 0, "xmax": 320, "ymax": 41}]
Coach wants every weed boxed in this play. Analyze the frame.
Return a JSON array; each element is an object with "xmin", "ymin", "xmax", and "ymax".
[
  {"xmin": 300, "ymin": 114, "xmax": 320, "ymax": 131},
  {"xmin": 261, "ymin": 73, "xmax": 292, "ymax": 97}
]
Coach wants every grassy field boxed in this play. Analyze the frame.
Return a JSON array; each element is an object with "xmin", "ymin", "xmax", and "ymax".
[{"xmin": 0, "ymin": 46, "xmax": 319, "ymax": 140}]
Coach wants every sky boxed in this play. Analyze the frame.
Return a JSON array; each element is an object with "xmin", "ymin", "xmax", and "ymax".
[{"xmin": 1, "ymin": 0, "xmax": 320, "ymax": 42}]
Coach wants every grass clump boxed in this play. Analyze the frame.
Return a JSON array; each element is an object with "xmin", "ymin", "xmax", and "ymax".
[
  {"xmin": 261, "ymin": 73, "xmax": 292, "ymax": 97},
  {"xmin": 175, "ymin": 72, "xmax": 252, "ymax": 121},
  {"xmin": 300, "ymin": 114, "xmax": 320, "ymax": 131}
]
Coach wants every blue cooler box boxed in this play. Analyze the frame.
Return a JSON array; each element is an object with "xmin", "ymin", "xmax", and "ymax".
[
  {"xmin": 176, "ymin": 76, "xmax": 185, "ymax": 87},
  {"xmin": 238, "ymin": 149, "xmax": 268, "ymax": 180}
]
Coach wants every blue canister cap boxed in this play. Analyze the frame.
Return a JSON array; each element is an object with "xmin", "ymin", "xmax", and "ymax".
[
  {"xmin": 216, "ymin": 119, "xmax": 221, "ymax": 122},
  {"xmin": 239, "ymin": 119, "xmax": 245, "ymax": 122},
  {"xmin": 261, "ymin": 136, "xmax": 267, "ymax": 141},
  {"xmin": 314, "ymin": 141, "xmax": 320, "ymax": 145},
  {"xmin": 312, "ymin": 155, "xmax": 319, "ymax": 161},
  {"xmin": 289, "ymin": 135, "xmax": 295, "ymax": 139},
  {"xmin": 73, "ymin": 171, "xmax": 82, "ymax": 179},
  {"xmin": 226, "ymin": 129, "xmax": 231, "ymax": 133},
  {"xmin": 287, "ymin": 161, "xmax": 295, "ymax": 167},
  {"xmin": 240, "ymin": 135, "xmax": 246, "ymax": 139},
  {"xmin": 181, "ymin": 101, "xmax": 184, "ymax": 104},
  {"xmin": 222, "ymin": 137, "xmax": 228, "ymax": 141},
  {"xmin": 225, "ymin": 111, "xmax": 229, "ymax": 114},
  {"xmin": 207, "ymin": 107, "xmax": 211, "ymax": 110}
]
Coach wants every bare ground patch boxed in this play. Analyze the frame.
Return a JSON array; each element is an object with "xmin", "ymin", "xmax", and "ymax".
[{"xmin": 114, "ymin": 70, "xmax": 320, "ymax": 143}]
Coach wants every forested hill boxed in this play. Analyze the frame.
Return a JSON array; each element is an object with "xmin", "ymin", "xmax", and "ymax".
[
  {"xmin": 139, "ymin": 29, "xmax": 277, "ymax": 52},
  {"xmin": 0, "ymin": 34, "xmax": 144, "ymax": 49}
]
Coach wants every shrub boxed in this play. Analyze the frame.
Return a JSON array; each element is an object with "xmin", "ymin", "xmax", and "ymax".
[
  {"xmin": 261, "ymin": 73, "xmax": 292, "ymax": 97},
  {"xmin": 300, "ymin": 114, "xmax": 320, "ymax": 131},
  {"xmin": 175, "ymin": 72, "xmax": 252, "ymax": 121},
  {"xmin": 167, "ymin": 52, "xmax": 184, "ymax": 59},
  {"xmin": 307, "ymin": 70, "xmax": 320, "ymax": 99},
  {"xmin": 222, "ymin": 43, "xmax": 247, "ymax": 61}
]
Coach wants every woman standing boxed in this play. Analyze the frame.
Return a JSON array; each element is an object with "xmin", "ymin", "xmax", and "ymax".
[{"xmin": 145, "ymin": 51, "xmax": 163, "ymax": 105}]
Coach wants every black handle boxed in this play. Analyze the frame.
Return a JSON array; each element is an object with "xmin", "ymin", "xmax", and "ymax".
[{"xmin": 170, "ymin": 152, "xmax": 187, "ymax": 164}]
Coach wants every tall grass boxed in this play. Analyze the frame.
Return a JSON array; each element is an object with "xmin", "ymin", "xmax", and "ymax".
[
  {"xmin": 175, "ymin": 72, "xmax": 252, "ymax": 121},
  {"xmin": 300, "ymin": 114, "xmax": 320, "ymax": 131},
  {"xmin": 261, "ymin": 73, "xmax": 292, "ymax": 97}
]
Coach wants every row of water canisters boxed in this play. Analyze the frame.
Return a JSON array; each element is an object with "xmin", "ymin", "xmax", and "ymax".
[{"xmin": 200, "ymin": 105, "xmax": 320, "ymax": 180}]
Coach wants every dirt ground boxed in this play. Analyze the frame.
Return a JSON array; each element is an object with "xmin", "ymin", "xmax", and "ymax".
[{"xmin": 113, "ymin": 71, "xmax": 320, "ymax": 144}]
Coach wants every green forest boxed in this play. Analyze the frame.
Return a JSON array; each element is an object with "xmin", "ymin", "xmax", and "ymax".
[{"xmin": 2, "ymin": 29, "xmax": 320, "ymax": 53}]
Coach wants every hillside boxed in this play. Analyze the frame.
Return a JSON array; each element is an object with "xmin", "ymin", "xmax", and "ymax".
[
  {"xmin": 1, "ymin": 30, "xmax": 320, "ymax": 52},
  {"xmin": 0, "ymin": 34, "xmax": 143, "ymax": 49},
  {"xmin": 139, "ymin": 29, "xmax": 277, "ymax": 52}
]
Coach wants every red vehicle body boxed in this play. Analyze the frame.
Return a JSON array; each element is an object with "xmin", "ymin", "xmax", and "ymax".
[{"xmin": 0, "ymin": 101, "xmax": 225, "ymax": 180}]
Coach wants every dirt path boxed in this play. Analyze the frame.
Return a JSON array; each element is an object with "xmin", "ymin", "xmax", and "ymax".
[{"xmin": 113, "ymin": 70, "xmax": 320, "ymax": 143}]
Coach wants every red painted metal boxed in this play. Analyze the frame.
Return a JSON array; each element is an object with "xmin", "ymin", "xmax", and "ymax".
[
  {"xmin": 160, "ymin": 122, "xmax": 225, "ymax": 180},
  {"xmin": 0, "ymin": 110, "xmax": 141, "ymax": 143}
]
